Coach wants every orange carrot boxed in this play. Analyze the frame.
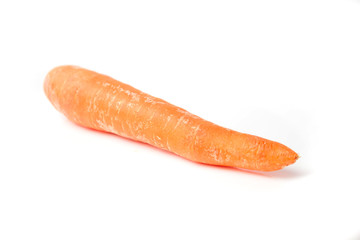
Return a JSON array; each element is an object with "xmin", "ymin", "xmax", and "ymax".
[{"xmin": 44, "ymin": 65, "xmax": 298, "ymax": 171}]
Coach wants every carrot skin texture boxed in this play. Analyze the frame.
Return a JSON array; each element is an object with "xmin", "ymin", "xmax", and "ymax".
[{"xmin": 44, "ymin": 66, "xmax": 299, "ymax": 171}]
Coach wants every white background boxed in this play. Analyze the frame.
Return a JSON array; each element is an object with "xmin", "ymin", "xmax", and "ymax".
[{"xmin": 1, "ymin": 0, "xmax": 360, "ymax": 239}]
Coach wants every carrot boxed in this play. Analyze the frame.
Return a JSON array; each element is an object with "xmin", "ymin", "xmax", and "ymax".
[{"xmin": 44, "ymin": 65, "xmax": 298, "ymax": 171}]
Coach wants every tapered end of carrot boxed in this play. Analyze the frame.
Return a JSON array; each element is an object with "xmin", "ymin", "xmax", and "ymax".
[{"xmin": 262, "ymin": 142, "xmax": 299, "ymax": 171}]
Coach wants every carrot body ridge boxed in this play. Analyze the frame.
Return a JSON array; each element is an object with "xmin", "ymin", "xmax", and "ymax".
[{"xmin": 44, "ymin": 66, "xmax": 298, "ymax": 171}]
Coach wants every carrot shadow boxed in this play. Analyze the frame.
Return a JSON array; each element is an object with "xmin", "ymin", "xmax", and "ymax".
[
  {"xmin": 260, "ymin": 167, "xmax": 309, "ymax": 179},
  {"xmin": 192, "ymin": 161, "xmax": 309, "ymax": 179}
]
